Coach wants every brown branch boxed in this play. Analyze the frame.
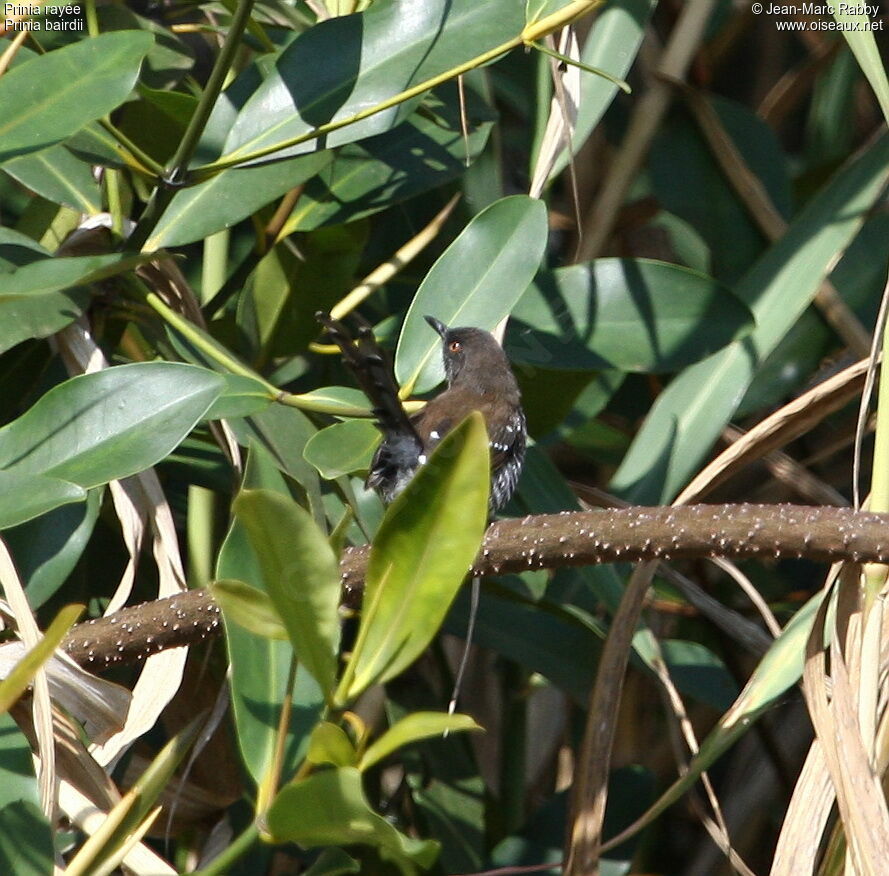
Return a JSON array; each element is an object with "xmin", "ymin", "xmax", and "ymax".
[{"xmin": 63, "ymin": 504, "xmax": 889, "ymax": 670}]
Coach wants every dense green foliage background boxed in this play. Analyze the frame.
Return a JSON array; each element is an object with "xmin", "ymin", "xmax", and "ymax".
[{"xmin": 0, "ymin": 0, "xmax": 887, "ymax": 873}]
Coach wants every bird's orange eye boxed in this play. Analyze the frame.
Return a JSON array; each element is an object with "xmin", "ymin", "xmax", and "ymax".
[{"xmin": 449, "ymin": 340, "xmax": 462, "ymax": 353}]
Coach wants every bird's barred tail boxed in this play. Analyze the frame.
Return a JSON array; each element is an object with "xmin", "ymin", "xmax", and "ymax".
[{"xmin": 315, "ymin": 312, "xmax": 421, "ymax": 446}]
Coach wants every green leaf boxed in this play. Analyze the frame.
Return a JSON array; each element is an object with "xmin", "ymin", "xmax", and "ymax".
[
  {"xmin": 508, "ymin": 259, "xmax": 754, "ymax": 372},
  {"xmin": 834, "ymin": 6, "xmax": 889, "ymax": 123},
  {"xmin": 0, "ymin": 604, "xmax": 84, "ymax": 714},
  {"xmin": 0, "ymin": 362, "xmax": 224, "ymax": 488},
  {"xmin": 266, "ymin": 767, "xmax": 439, "ymax": 868},
  {"xmin": 288, "ymin": 387, "xmax": 372, "ymax": 417},
  {"xmin": 144, "ymin": 151, "xmax": 332, "ymax": 250},
  {"xmin": 336, "ymin": 412, "xmax": 490, "ymax": 705},
  {"xmin": 220, "ymin": 0, "xmax": 523, "ymax": 165},
  {"xmin": 233, "ymin": 489, "xmax": 340, "ymax": 696},
  {"xmin": 4, "ymin": 490, "xmax": 101, "ymax": 606},
  {"xmin": 304, "ymin": 419, "xmax": 379, "ymax": 480},
  {"xmin": 283, "ymin": 82, "xmax": 495, "ymax": 233},
  {"xmin": 0, "ymin": 32, "xmax": 154, "ymax": 164},
  {"xmin": 0, "ymin": 229, "xmax": 49, "ymax": 271},
  {"xmin": 217, "ymin": 445, "xmax": 325, "ymax": 786},
  {"xmin": 0, "ymin": 801, "xmax": 52, "ymax": 876},
  {"xmin": 612, "ymin": 132, "xmax": 889, "ymax": 503},
  {"xmin": 205, "ymin": 374, "xmax": 273, "ymax": 420},
  {"xmin": 0, "ymin": 713, "xmax": 39, "ymax": 811},
  {"xmin": 395, "ymin": 195, "xmax": 549, "ymax": 393},
  {"xmin": 307, "ymin": 722, "xmax": 358, "ymax": 768},
  {"xmin": 3, "ymin": 145, "xmax": 101, "ymax": 213},
  {"xmin": 0, "ymin": 471, "xmax": 86, "ymax": 531},
  {"xmin": 0, "ymin": 253, "xmax": 152, "ymax": 355},
  {"xmin": 210, "ymin": 579, "xmax": 288, "ymax": 641},
  {"xmin": 359, "ymin": 712, "xmax": 482, "ymax": 772}
]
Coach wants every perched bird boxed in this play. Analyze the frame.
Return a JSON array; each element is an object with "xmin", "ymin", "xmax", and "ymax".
[{"xmin": 316, "ymin": 313, "xmax": 526, "ymax": 512}]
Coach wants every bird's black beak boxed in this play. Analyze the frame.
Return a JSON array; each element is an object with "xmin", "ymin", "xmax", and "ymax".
[{"xmin": 424, "ymin": 315, "xmax": 448, "ymax": 338}]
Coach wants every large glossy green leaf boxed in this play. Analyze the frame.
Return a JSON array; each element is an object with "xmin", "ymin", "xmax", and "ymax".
[
  {"xmin": 507, "ymin": 259, "xmax": 753, "ymax": 372},
  {"xmin": 612, "ymin": 133, "xmax": 889, "ymax": 503},
  {"xmin": 336, "ymin": 412, "xmax": 490, "ymax": 705},
  {"xmin": 0, "ymin": 32, "xmax": 154, "ymax": 164},
  {"xmin": 144, "ymin": 151, "xmax": 332, "ymax": 250},
  {"xmin": 304, "ymin": 419, "xmax": 379, "ymax": 480},
  {"xmin": 0, "ymin": 471, "xmax": 86, "ymax": 531},
  {"xmin": 233, "ymin": 488, "xmax": 341, "ymax": 696},
  {"xmin": 395, "ymin": 195, "xmax": 549, "ymax": 393},
  {"xmin": 221, "ymin": 0, "xmax": 524, "ymax": 165},
  {"xmin": 0, "ymin": 363, "xmax": 223, "ymax": 488},
  {"xmin": 282, "ymin": 82, "xmax": 496, "ymax": 233},
  {"xmin": 217, "ymin": 445, "xmax": 324, "ymax": 786},
  {"xmin": 3, "ymin": 145, "xmax": 101, "ymax": 213},
  {"xmin": 0, "ymin": 253, "xmax": 150, "ymax": 354},
  {"xmin": 266, "ymin": 767, "xmax": 439, "ymax": 868}
]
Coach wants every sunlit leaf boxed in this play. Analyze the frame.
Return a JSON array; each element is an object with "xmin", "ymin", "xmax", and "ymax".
[
  {"xmin": 266, "ymin": 767, "xmax": 439, "ymax": 868},
  {"xmin": 336, "ymin": 413, "xmax": 489, "ymax": 705},
  {"xmin": 395, "ymin": 195, "xmax": 548, "ymax": 393},
  {"xmin": 0, "ymin": 32, "xmax": 154, "ymax": 163},
  {"xmin": 234, "ymin": 489, "xmax": 340, "ymax": 696}
]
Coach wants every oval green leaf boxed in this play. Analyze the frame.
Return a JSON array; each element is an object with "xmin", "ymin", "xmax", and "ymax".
[
  {"xmin": 220, "ymin": 0, "xmax": 523, "ymax": 165},
  {"xmin": 0, "ymin": 362, "xmax": 224, "ymax": 488},
  {"xmin": 266, "ymin": 767, "xmax": 439, "ymax": 868},
  {"xmin": 0, "ymin": 31, "xmax": 154, "ymax": 164},
  {"xmin": 233, "ymin": 488, "xmax": 340, "ymax": 696},
  {"xmin": 359, "ymin": 711, "xmax": 482, "ymax": 772},
  {"xmin": 507, "ymin": 259, "xmax": 754, "ymax": 373},
  {"xmin": 336, "ymin": 412, "xmax": 490, "ymax": 705},
  {"xmin": 0, "ymin": 253, "xmax": 152, "ymax": 355},
  {"xmin": 395, "ymin": 195, "xmax": 549, "ymax": 394},
  {"xmin": 0, "ymin": 472, "xmax": 86, "ymax": 531},
  {"xmin": 304, "ymin": 419, "xmax": 379, "ymax": 480},
  {"xmin": 210, "ymin": 579, "xmax": 289, "ymax": 641},
  {"xmin": 216, "ymin": 444, "xmax": 325, "ymax": 786}
]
